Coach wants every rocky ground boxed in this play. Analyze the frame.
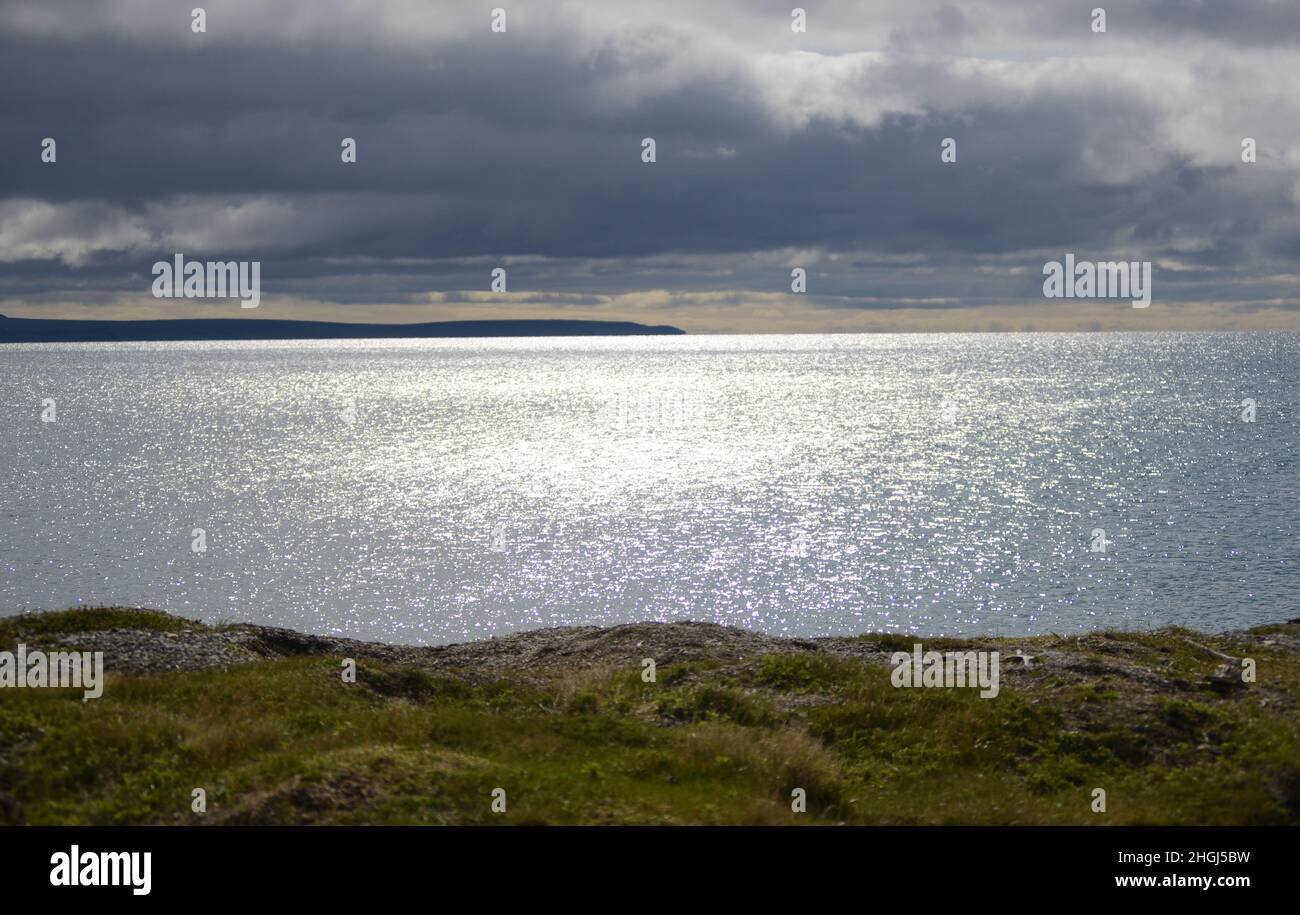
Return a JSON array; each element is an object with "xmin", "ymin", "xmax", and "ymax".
[{"xmin": 30, "ymin": 606, "xmax": 1300, "ymax": 700}]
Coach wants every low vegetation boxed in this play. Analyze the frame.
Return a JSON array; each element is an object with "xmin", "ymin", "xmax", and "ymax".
[{"xmin": 1, "ymin": 608, "xmax": 1296, "ymax": 825}]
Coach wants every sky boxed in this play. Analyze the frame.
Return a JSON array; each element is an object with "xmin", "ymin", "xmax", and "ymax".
[{"xmin": 3, "ymin": 0, "xmax": 1300, "ymax": 333}]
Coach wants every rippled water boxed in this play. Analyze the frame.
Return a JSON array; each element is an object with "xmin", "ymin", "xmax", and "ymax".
[{"xmin": 1, "ymin": 333, "xmax": 1295, "ymax": 643}]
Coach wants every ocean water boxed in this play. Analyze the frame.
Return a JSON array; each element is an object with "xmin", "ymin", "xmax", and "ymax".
[{"xmin": 0, "ymin": 332, "xmax": 1295, "ymax": 644}]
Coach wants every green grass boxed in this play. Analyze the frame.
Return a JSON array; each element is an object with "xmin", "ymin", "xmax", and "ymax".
[
  {"xmin": 1, "ymin": 610, "xmax": 1297, "ymax": 825},
  {"xmin": 0, "ymin": 606, "xmax": 196, "ymax": 644}
]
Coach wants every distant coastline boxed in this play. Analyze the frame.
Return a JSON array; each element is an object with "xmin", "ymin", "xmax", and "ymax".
[{"xmin": 0, "ymin": 315, "xmax": 685, "ymax": 344}]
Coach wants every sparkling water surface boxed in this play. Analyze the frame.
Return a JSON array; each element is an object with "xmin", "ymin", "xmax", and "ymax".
[{"xmin": 1, "ymin": 333, "xmax": 1295, "ymax": 644}]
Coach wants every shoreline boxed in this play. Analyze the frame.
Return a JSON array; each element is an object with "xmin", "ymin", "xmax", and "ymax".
[
  {"xmin": 2, "ymin": 607, "xmax": 1297, "ymax": 825},
  {"xmin": 2, "ymin": 606, "xmax": 1296, "ymax": 678}
]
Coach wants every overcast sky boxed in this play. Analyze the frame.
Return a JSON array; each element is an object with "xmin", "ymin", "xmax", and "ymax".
[{"xmin": 3, "ymin": 0, "xmax": 1300, "ymax": 332}]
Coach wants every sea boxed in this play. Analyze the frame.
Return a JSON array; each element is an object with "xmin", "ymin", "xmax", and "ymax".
[{"xmin": 1, "ymin": 332, "xmax": 1295, "ymax": 644}]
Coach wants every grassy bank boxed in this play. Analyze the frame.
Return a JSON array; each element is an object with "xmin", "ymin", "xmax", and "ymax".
[{"xmin": 1, "ymin": 608, "xmax": 1297, "ymax": 825}]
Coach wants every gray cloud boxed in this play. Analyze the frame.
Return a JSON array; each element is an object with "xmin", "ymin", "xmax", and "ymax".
[{"xmin": 2, "ymin": 0, "xmax": 1299, "ymax": 330}]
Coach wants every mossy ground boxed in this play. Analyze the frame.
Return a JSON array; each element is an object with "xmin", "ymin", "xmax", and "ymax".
[{"xmin": 1, "ymin": 609, "xmax": 1297, "ymax": 825}]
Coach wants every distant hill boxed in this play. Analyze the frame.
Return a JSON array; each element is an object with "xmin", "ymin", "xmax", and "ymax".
[{"xmin": 0, "ymin": 315, "xmax": 685, "ymax": 343}]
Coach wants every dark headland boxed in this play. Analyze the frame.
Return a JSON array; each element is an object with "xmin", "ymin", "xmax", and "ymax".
[{"xmin": 0, "ymin": 314, "xmax": 684, "ymax": 343}]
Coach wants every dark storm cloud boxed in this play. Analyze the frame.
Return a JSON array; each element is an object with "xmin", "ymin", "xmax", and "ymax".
[
  {"xmin": 1, "ymin": 0, "xmax": 1299, "ymax": 328},
  {"xmin": 1115, "ymin": 0, "xmax": 1300, "ymax": 46}
]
